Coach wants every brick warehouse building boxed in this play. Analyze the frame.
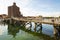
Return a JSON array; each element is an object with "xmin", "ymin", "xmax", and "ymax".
[{"xmin": 8, "ymin": 2, "xmax": 23, "ymax": 17}]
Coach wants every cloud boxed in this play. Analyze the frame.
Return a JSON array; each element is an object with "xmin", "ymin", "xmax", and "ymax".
[
  {"xmin": 18, "ymin": 0, "xmax": 32, "ymax": 6},
  {"xmin": 0, "ymin": 0, "xmax": 60, "ymax": 17},
  {"xmin": 21, "ymin": 6, "xmax": 60, "ymax": 17},
  {"xmin": 19, "ymin": 0, "xmax": 60, "ymax": 17}
]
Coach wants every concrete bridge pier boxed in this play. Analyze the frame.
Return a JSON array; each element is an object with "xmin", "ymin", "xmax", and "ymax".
[
  {"xmin": 5, "ymin": 19, "xmax": 18, "ymax": 25},
  {"xmin": 6, "ymin": 19, "xmax": 13, "ymax": 24},
  {"xmin": 34, "ymin": 22, "xmax": 37, "ymax": 32},
  {"xmin": 53, "ymin": 27, "xmax": 58, "ymax": 35},
  {"xmin": 34, "ymin": 22, "xmax": 42, "ymax": 32},
  {"xmin": 10, "ymin": 19, "xmax": 16, "ymax": 25},
  {"xmin": 3, "ymin": 19, "xmax": 7, "ymax": 23},
  {"xmin": 23, "ymin": 21, "xmax": 27, "ymax": 27},
  {"xmin": 19, "ymin": 21, "xmax": 26, "ymax": 26},
  {"xmin": 9, "ymin": 19, "xmax": 12, "ymax": 24},
  {"xmin": 29, "ymin": 22, "xmax": 32, "ymax": 30},
  {"xmin": 11, "ymin": 20, "xmax": 26, "ymax": 27},
  {"xmin": 21, "ymin": 21, "xmax": 24, "ymax": 26},
  {"xmin": 39, "ymin": 23, "xmax": 42, "ymax": 30},
  {"xmin": 53, "ymin": 24, "xmax": 60, "ymax": 35},
  {"xmin": 25, "ymin": 21, "xmax": 32, "ymax": 30},
  {"xmin": 53, "ymin": 25, "xmax": 60, "ymax": 40},
  {"xmin": 14, "ymin": 20, "xmax": 17, "ymax": 25}
]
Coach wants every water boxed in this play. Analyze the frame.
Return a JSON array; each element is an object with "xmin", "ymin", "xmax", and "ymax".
[{"xmin": 0, "ymin": 22, "xmax": 60, "ymax": 40}]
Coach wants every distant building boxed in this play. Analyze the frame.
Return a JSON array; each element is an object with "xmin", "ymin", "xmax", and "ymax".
[
  {"xmin": 24, "ymin": 16, "xmax": 42, "ymax": 21},
  {"xmin": 43, "ymin": 17, "xmax": 54, "ymax": 21},
  {"xmin": 8, "ymin": 2, "xmax": 23, "ymax": 17},
  {"xmin": 2, "ymin": 14, "xmax": 8, "ymax": 19},
  {"xmin": 0, "ymin": 15, "xmax": 2, "ymax": 19},
  {"xmin": 0, "ymin": 14, "xmax": 8, "ymax": 19}
]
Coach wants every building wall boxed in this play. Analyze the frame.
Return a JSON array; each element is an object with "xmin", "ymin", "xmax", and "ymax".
[{"xmin": 8, "ymin": 3, "xmax": 23, "ymax": 17}]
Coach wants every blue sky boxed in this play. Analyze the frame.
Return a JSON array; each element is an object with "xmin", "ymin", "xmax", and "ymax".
[{"xmin": 0, "ymin": 0, "xmax": 60, "ymax": 17}]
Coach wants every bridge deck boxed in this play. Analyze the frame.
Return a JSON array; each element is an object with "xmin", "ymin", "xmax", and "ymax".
[{"xmin": 12, "ymin": 17, "xmax": 60, "ymax": 25}]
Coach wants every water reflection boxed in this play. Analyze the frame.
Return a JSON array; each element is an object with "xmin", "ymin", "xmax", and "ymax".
[
  {"xmin": 0, "ymin": 22, "xmax": 8, "ymax": 36},
  {"xmin": 8, "ymin": 24, "xmax": 20, "ymax": 37},
  {"xmin": 0, "ymin": 22, "xmax": 60, "ymax": 40},
  {"xmin": 7, "ymin": 22, "xmax": 52, "ymax": 40}
]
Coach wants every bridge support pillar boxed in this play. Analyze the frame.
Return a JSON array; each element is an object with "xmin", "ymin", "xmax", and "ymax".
[
  {"xmin": 53, "ymin": 25, "xmax": 60, "ymax": 40},
  {"xmin": 30, "ymin": 22, "xmax": 32, "ymax": 30},
  {"xmin": 9, "ymin": 19, "xmax": 12, "ymax": 24},
  {"xmin": 10, "ymin": 19, "xmax": 15, "ymax": 25},
  {"xmin": 14, "ymin": 21, "xmax": 16, "ymax": 24},
  {"xmin": 54, "ymin": 27, "xmax": 58, "ymax": 35},
  {"xmin": 23, "ymin": 21, "xmax": 27, "ymax": 26},
  {"xmin": 53, "ymin": 24, "xmax": 59, "ymax": 35},
  {"xmin": 53, "ymin": 24, "xmax": 60, "ymax": 34},
  {"xmin": 20, "ymin": 21, "xmax": 25, "ymax": 26},
  {"xmin": 34, "ymin": 23, "xmax": 37, "ymax": 31},
  {"xmin": 57, "ymin": 25, "xmax": 60, "ymax": 35},
  {"xmin": 7, "ymin": 19, "xmax": 12, "ymax": 24},
  {"xmin": 34, "ymin": 22, "xmax": 42, "ymax": 32},
  {"xmin": 39, "ymin": 23, "xmax": 42, "ymax": 30}
]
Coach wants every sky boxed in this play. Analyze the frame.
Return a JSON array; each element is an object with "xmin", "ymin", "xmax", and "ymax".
[{"xmin": 0, "ymin": 0, "xmax": 60, "ymax": 17}]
